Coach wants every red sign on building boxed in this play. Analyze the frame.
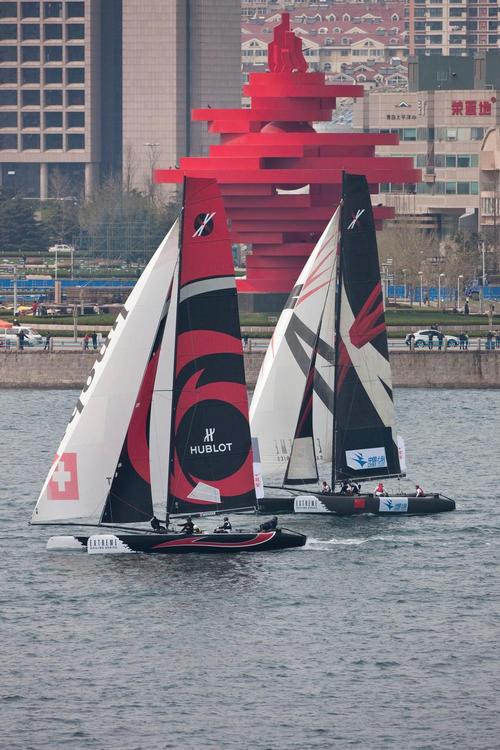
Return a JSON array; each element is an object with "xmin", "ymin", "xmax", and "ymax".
[{"xmin": 451, "ymin": 98, "xmax": 495, "ymax": 116}]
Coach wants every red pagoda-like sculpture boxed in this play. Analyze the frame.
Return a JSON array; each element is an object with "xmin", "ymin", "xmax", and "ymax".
[{"xmin": 156, "ymin": 14, "xmax": 419, "ymax": 304}]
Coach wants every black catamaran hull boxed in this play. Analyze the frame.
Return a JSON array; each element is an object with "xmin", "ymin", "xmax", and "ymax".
[
  {"xmin": 259, "ymin": 493, "xmax": 455, "ymax": 515},
  {"xmin": 48, "ymin": 529, "xmax": 307, "ymax": 554}
]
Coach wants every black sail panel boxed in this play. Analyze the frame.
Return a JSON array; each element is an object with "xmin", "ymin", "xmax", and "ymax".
[
  {"xmin": 167, "ymin": 177, "xmax": 257, "ymax": 515},
  {"xmin": 333, "ymin": 172, "xmax": 402, "ymax": 482}
]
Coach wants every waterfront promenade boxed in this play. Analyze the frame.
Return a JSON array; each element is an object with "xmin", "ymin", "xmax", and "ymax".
[{"xmin": 1, "ymin": 349, "xmax": 499, "ymax": 389}]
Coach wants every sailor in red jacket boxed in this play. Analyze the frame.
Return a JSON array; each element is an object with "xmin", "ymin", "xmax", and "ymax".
[
  {"xmin": 374, "ymin": 482, "xmax": 385, "ymax": 496},
  {"xmin": 415, "ymin": 484, "xmax": 425, "ymax": 497}
]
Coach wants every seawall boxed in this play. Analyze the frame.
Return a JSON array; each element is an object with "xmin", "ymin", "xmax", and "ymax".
[{"xmin": 1, "ymin": 350, "xmax": 499, "ymax": 389}]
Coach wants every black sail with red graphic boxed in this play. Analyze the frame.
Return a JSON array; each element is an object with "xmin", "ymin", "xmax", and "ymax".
[
  {"xmin": 167, "ymin": 177, "xmax": 257, "ymax": 515},
  {"xmin": 332, "ymin": 172, "xmax": 402, "ymax": 483},
  {"xmin": 101, "ymin": 308, "xmax": 169, "ymax": 523}
]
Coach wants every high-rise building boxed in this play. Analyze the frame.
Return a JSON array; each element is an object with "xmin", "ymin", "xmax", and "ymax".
[
  {"xmin": 407, "ymin": 0, "xmax": 499, "ymax": 58},
  {"xmin": 0, "ymin": 0, "xmax": 240, "ymax": 200}
]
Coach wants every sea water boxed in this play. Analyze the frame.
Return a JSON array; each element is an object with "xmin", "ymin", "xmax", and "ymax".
[{"xmin": 1, "ymin": 388, "xmax": 499, "ymax": 750}]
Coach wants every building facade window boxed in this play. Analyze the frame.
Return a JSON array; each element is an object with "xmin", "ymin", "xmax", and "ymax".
[
  {"xmin": 0, "ymin": 3, "xmax": 17, "ymax": 18},
  {"xmin": 67, "ymin": 2, "xmax": 84, "ymax": 17},
  {"xmin": 22, "ymin": 132, "xmax": 40, "ymax": 149},
  {"xmin": 21, "ymin": 89, "xmax": 40, "ymax": 105},
  {"xmin": 67, "ymin": 111, "xmax": 84, "ymax": 128},
  {"xmin": 21, "ymin": 2, "xmax": 40, "ymax": 17},
  {"xmin": 44, "ymin": 45, "xmax": 62, "ymax": 62},
  {"xmin": 44, "ymin": 2, "xmax": 62, "ymax": 18},
  {"xmin": 44, "ymin": 23, "xmax": 62, "ymax": 39},
  {"xmin": 0, "ymin": 110, "xmax": 16, "ymax": 126},
  {"xmin": 0, "ymin": 67, "xmax": 17, "ymax": 83},
  {"xmin": 0, "ymin": 89, "xmax": 17, "ymax": 105},
  {"xmin": 66, "ymin": 67, "xmax": 84, "ymax": 84},
  {"xmin": 21, "ymin": 67, "xmax": 39, "ymax": 83},
  {"xmin": 45, "ymin": 111, "xmax": 62, "ymax": 127},
  {"xmin": 0, "ymin": 23, "xmax": 17, "ymax": 39},
  {"xmin": 44, "ymin": 67, "xmax": 62, "ymax": 84},
  {"xmin": 22, "ymin": 110, "xmax": 39, "ymax": 127},
  {"xmin": 44, "ymin": 132, "xmax": 62, "ymax": 149},
  {"xmin": 0, "ymin": 44, "xmax": 17, "ymax": 61},
  {"xmin": 66, "ymin": 45, "xmax": 84, "ymax": 62},
  {"xmin": 0, "ymin": 132, "xmax": 17, "ymax": 148},
  {"xmin": 21, "ymin": 45, "xmax": 40, "ymax": 61},
  {"xmin": 67, "ymin": 89, "xmax": 84, "ymax": 106},
  {"xmin": 67, "ymin": 133, "xmax": 84, "ymax": 149},
  {"xmin": 21, "ymin": 22, "xmax": 40, "ymax": 39},
  {"xmin": 67, "ymin": 23, "xmax": 84, "ymax": 40},
  {"xmin": 44, "ymin": 89, "xmax": 62, "ymax": 105}
]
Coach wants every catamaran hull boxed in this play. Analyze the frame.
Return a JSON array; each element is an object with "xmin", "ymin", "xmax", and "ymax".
[
  {"xmin": 259, "ymin": 493, "xmax": 455, "ymax": 515},
  {"xmin": 47, "ymin": 529, "xmax": 307, "ymax": 554}
]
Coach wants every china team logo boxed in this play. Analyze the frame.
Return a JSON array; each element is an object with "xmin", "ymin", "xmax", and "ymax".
[{"xmin": 47, "ymin": 452, "xmax": 79, "ymax": 500}]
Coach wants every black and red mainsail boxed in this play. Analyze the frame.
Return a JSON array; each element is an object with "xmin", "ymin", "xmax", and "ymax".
[
  {"xmin": 167, "ymin": 177, "xmax": 257, "ymax": 515},
  {"xmin": 332, "ymin": 172, "xmax": 402, "ymax": 483}
]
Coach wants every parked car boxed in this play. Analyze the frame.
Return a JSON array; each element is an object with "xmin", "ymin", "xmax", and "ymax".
[
  {"xmin": 405, "ymin": 329, "xmax": 460, "ymax": 348},
  {"xmin": 10, "ymin": 326, "xmax": 44, "ymax": 346}
]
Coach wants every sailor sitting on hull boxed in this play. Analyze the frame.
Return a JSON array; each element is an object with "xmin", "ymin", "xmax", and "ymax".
[
  {"xmin": 259, "ymin": 516, "xmax": 278, "ymax": 532},
  {"xmin": 215, "ymin": 516, "xmax": 232, "ymax": 533},
  {"xmin": 178, "ymin": 517, "xmax": 195, "ymax": 535},
  {"xmin": 151, "ymin": 515, "xmax": 168, "ymax": 533},
  {"xmin": 321, "ymin": 481, "xmax": 331, "ymax": 494},
  {"xmin": 415, "ymin": 484, "xmax": 424, "ymax": 497}
]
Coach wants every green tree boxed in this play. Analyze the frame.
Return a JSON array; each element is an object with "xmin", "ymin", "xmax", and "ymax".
[{"xmin": 0, "ymin": 197, "xmax": 47, "ymax": 252}]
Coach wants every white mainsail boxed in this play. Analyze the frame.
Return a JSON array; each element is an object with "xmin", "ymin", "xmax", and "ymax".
[
  {"xmin": 250, "ymin": 207, "xmax": 339, "ymax": 481},
  {"xmin": 32, "ymin": 222, "xmax": 180, "ymax": 524}
]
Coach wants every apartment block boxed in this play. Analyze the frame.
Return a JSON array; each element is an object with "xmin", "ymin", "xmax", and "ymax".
[
  {"xmin": 0, "ymin": 0, "xmax": 241, "ymax": 200},
  {"xmin": 407, "ymin": 0, "xmax": 499, "ymax": 58}
]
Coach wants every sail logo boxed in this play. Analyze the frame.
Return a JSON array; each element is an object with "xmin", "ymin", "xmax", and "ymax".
[
  {"xmin": 204, "ymin": 427, "xmax": 216, "ymax": 443},
  {"xmin": 193, "ymin": 212, "xmax": 216, "ymax": 238},
  {"xmin": 47, "ymin": 452, "xmax": 79, "ymax": 500},
  {"xmin": 346, "ymin": 447, "xmax": 387, "ymax": 471},
  {"xmin": 190, "ymin": 428, "xmax": 232, "ymax": 455},
  {"xmin": 347, "ymin": 209, "xmax": 365, "ymax": 230}
]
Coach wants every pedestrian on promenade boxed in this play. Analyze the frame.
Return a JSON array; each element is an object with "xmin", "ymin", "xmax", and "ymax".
[
  {"xmin": 464, "ymin": 332, "xmax": 469, "ymax": 350},
  {"xmin": 83, "ymin": 334, "xmax": 90, "ymax": 350},
  {"xmin": 44, "ymin": 334, "xmax": 51, "ymax": 351},
  {"xmin": 91, "ymin": 331, "xmax": 98, "ymax": 350},
  {"xmin": 496, "ymin": 331, "xmax": 500, "ymax": 349},
  {"xmin": 437, "ymin": 332, "xmax": 444, "ymax": 350},
  {"xmin": 428, "ymin": 331, "xmax": 434, "ymax": 350},
  {"xmin": 464, "ymin": 299, "xmax": 470, "ymax": 315},
  {"xmin": 17, "ymin": 330, "xmax": 25, "ymax": 351},
  {"xmin": 407, "ymin": 332, "xmax": 415, "ymax": 350}
]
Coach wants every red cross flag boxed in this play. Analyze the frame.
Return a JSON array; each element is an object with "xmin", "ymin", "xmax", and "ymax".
[{"xmin": 47, "ymin": 453, "xmax": 80, "ymax": 500}]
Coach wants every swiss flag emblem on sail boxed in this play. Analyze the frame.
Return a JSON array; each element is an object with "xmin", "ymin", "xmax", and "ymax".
[{"xmin": 47, "ymin": 453, "xmax": 79, "ymax": 500}]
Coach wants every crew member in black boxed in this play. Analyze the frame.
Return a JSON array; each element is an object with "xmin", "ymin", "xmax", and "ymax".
[
  {"xmin": 259, "ymin": 516, "xmax": 278, "ymax": 532},
  {"xmin": 179, "ymin": 517, "xmax": 195, "ymax": 535},
  {"xmin": 340, "ymin": 481, "xmax": 350, "ymax": 495},
  {"xmin": 216, "ymin": 516, "xmax": 232, "ymax": 532},
  {"xmin": 151, "ymin": 516, "xmax": 167, "ymax": 532}
]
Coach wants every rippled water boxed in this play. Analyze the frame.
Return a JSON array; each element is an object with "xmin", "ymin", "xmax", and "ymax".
[{"xmin": 1, "ymin": 388, "xmax": 499, "ymax": 750}]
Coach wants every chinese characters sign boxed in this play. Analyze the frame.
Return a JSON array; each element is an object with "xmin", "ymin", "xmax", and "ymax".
[{"xmin": 451, "ymin": 98, "xmax": 496, "ymax": 116}]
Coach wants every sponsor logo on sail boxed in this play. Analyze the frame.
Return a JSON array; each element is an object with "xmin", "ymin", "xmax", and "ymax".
[
  {"xmin": 347, "ymin": 208, "xmax": 365, "ymax": 230},
  {"xmin": 345, "ymin": 447, "xmax": 387, "ymax": 471},
  {"xmin": 190, "ymin": 427, "xmax": 232, "ymax": 455},
  {"xmin": 193, "ymin": 212, "xmax": 216, "ymax": 238}
]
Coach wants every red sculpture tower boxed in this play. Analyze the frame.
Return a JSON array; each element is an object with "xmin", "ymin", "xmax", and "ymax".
[{"xmin": 156, "ymin": 14, "xmax": 419, "ymax": 300}]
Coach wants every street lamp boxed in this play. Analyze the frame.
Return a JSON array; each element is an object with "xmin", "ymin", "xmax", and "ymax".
[
  {"xmin": 457, "ymin": 274, "xmax": 463, "ymax": 309},
  {"xmin": 418, "ymin": 271, "xmax": 423, "ymax": 307},
  {"xmin": 438, "ymin": 272, "xmax": 445, "ymax": 310}
]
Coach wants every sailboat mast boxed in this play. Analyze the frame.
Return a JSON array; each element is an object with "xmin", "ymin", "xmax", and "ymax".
[
  {"xmin": 165, "ymin": 181, "xmax": 186, "ymax": 525},
  {"xmin": 330, "ymin": 172, "xmax": 346, "ymax": 490}
]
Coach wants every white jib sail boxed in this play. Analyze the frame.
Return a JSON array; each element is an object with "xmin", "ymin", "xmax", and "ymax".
[
  {"xmin": 250, "ymin": 207, "xmax": 339, "ymax": 482},
  {"xmin": 149, "ymin": 263, "xmax": 179, "ymax": 518},
  {"xmin": 32, "ymin": 221, "xmax": 180, "ymax": 524}
]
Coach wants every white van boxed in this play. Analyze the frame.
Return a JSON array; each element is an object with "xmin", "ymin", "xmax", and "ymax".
[{"xmin": 10, "ymin": 326, "xmax": 44, "ymax": 346}]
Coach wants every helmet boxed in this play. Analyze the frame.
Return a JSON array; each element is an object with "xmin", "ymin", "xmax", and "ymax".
[{"xmin": 224, "ymin": 517, "xmax": 228, "ymax": 521}]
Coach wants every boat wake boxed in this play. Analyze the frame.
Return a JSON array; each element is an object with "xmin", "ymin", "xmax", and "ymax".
[{"xmin": 305, "ymin": 535, "xmax": 424, "ymax": 550}]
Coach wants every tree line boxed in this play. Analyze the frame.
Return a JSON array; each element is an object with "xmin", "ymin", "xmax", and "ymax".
[{"xmin": 0, "ymin": 172, "xmax": 179, "ymax": 260}]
